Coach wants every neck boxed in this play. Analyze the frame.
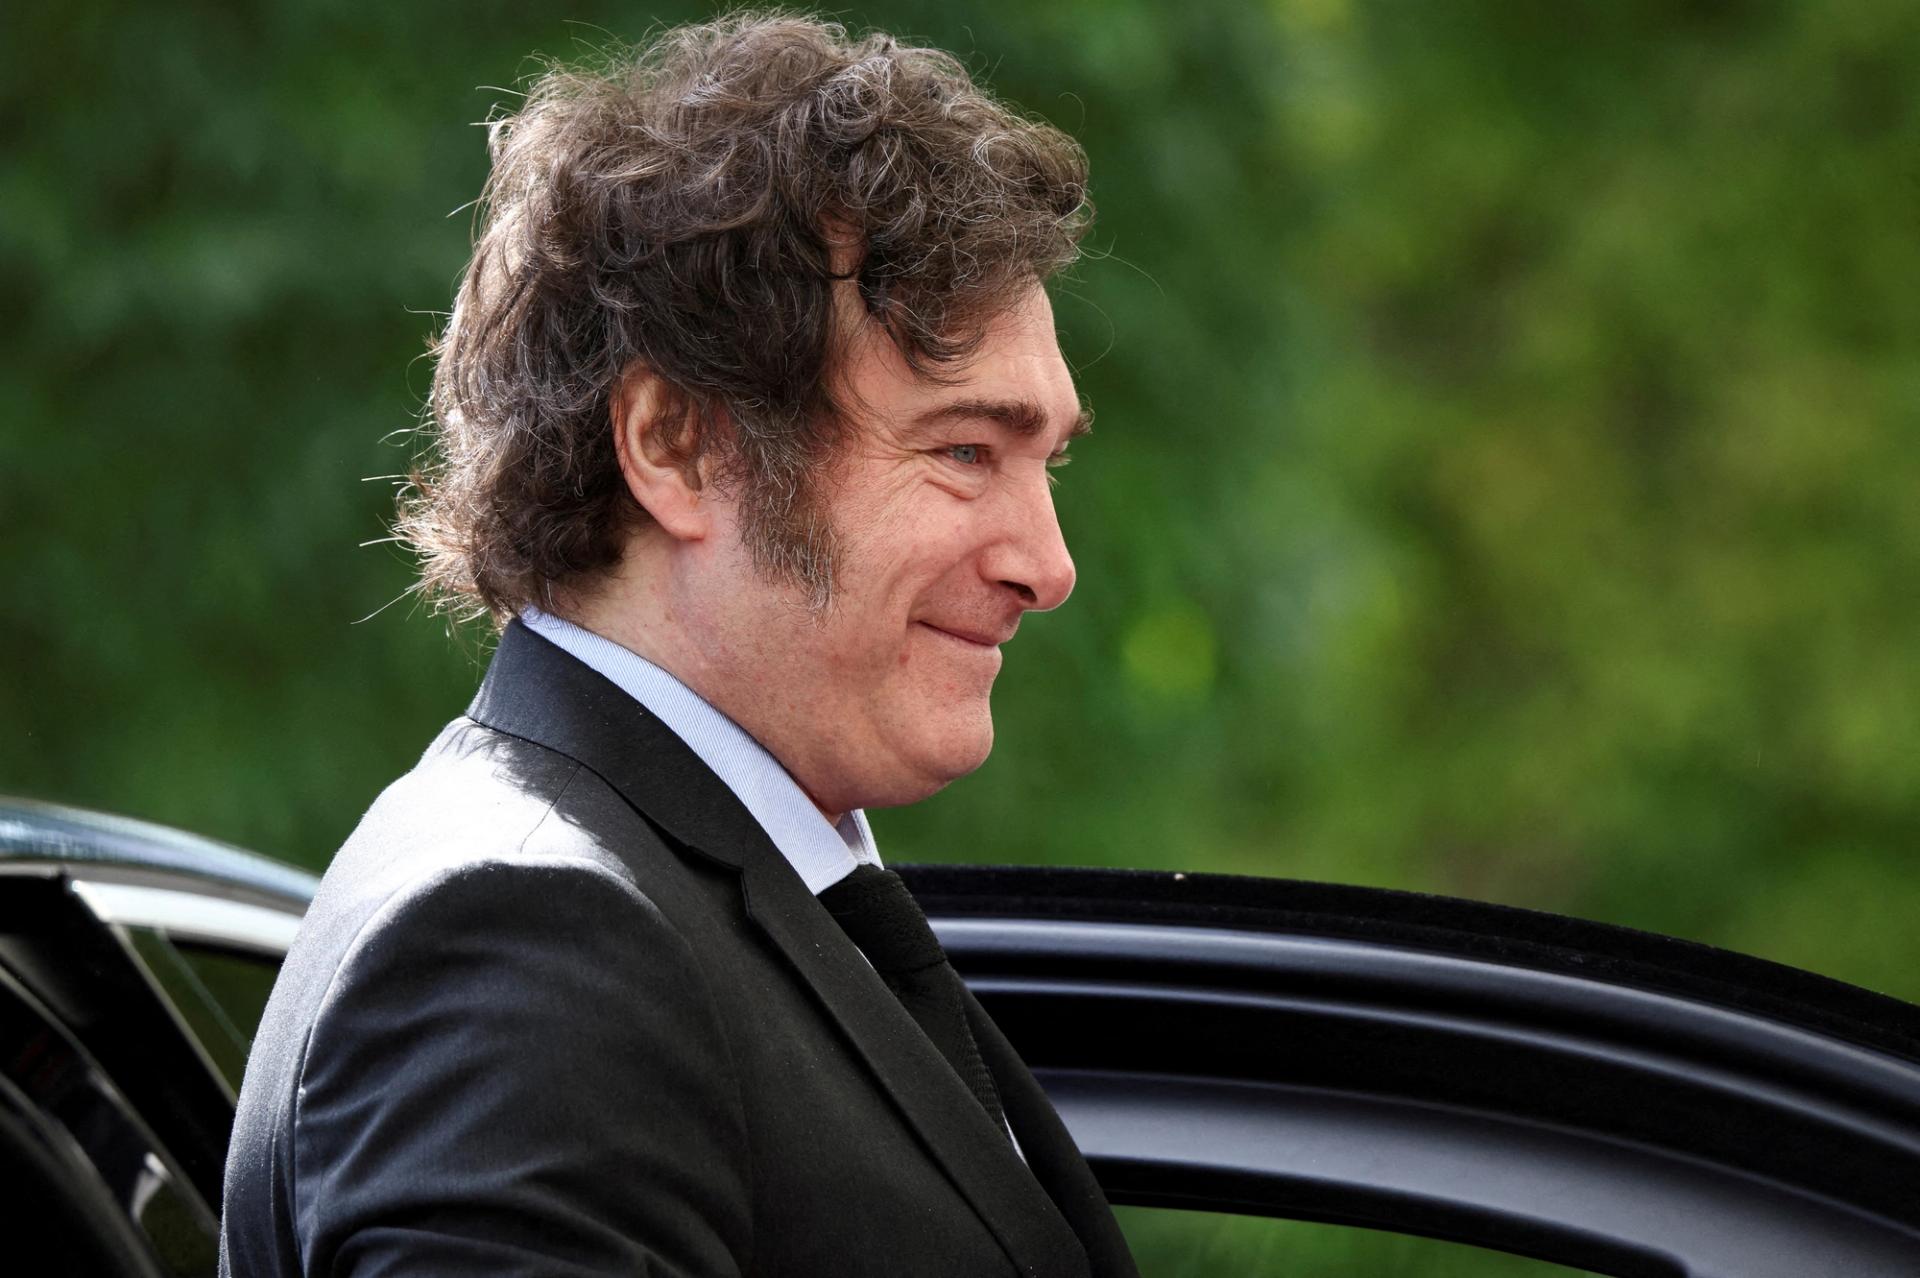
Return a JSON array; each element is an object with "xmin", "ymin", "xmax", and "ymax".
[{"xmin": 550, "ymin": 565, "xmax": 847, "ymax": 825}]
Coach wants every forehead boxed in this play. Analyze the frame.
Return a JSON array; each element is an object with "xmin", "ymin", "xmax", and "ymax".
[{"xmin": 837, "ymin": 287, "xmax": 1083, "ymax": 446}]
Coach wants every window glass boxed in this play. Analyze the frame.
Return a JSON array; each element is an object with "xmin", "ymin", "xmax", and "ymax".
[
  {"xmin": 122, "ymin": 929, "xmax": 250, "ymax": 1090},
  {"xmin": 1116, "ymin": 1207, "xmax": 1603, "ymax": 1276},
  {"xmin": 125, "ymin": 936, "xmax": 281, "ymax": 1093},
  {"xmin": 170, "ymin": 942, "xmax": 280, "ymax": 1044}
]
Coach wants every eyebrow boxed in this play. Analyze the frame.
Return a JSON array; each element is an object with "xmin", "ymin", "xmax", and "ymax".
[{"xmin": 908, "ymin": 398, "xmax": 1094, "ymax": 444}]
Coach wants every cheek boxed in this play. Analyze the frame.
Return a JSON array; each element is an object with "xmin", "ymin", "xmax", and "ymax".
[
  {"xmin": 891, "ymin": 633, "xmax": 995, "ymax": 706},
  {"xmin": 829, "ymin": 513, "xmax": 985, "ymax": 682}
]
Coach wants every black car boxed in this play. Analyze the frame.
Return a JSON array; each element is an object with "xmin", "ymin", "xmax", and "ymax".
[{"xmin": 5, "ymin": 796, "xmax": 1919, "ymax": 1277}]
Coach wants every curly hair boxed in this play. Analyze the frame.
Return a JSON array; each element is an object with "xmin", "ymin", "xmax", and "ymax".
[{"xmin": 398, "ymin": 11, "xmax": 1092, "ymax": 624}]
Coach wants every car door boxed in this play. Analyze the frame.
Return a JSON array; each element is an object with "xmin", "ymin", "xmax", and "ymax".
[
  {"xmin": 8, "ymin": 799, "xmax": 1920, "ymax": 1276},
  {"xmin": 906, "ymin": 863, "xmax": 1920, "ymax": 1277}
]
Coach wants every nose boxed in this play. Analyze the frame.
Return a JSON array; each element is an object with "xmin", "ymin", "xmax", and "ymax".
[{"xmin": 986, "ymin": 468, "xmax": 1076, "ymax": 612}]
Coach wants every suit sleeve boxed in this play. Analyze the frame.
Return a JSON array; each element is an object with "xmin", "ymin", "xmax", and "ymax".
[{"xmin": 290, "ymin": 858, "xmax": 752, "ymax": 1277}]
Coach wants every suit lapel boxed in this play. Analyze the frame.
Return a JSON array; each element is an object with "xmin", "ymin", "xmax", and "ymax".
[
  {"xmin": 738, "ymin": 851, "xmax": 1089, "ymax": 1277},
  {"xmin": 968, "ymin": 993, "xmax": 1140, "ymax": 1278},
  {"xmin": 468, "ymin": 622, "xmax": 1089, "ymax": 1278}
]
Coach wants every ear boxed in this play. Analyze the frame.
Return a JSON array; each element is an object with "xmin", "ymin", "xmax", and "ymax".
[{"xmin": 611, "ymin": 364, "xmax": 710, "ymax": 542}]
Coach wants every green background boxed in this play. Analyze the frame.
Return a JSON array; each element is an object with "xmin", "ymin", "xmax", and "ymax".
[
  {"xmin": 6, "ymin": 2, "xmax": 1916, "ymax": 1270},
  {"xmin": 7, "ymin": 0, "xmax": 1912, "ymax": 982}
]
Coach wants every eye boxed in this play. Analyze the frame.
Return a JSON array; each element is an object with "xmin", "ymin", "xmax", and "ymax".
[{"xmin": 945, "ymin": 444, "xmax": 986, "ymax": 465}]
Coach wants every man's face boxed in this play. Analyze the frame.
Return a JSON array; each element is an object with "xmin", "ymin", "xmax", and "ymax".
[{"xmin": 678, "ymin": 285, "xmax": 1083, "ymax": 816}]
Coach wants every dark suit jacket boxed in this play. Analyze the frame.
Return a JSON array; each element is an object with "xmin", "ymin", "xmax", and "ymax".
[{"xmin": 220, "ymin": 621, "xmax": 1138, "ymax": 1277}]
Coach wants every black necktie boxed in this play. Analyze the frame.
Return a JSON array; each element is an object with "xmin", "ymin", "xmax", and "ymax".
[{"xmin": 818, "ymin": 865, "xmax": 1008, "ymax": 1133}]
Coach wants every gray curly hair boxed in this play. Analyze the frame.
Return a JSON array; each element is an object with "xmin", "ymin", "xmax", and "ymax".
[{"xmin": 399, "ymin": 11, "xmax": 1092, "ymax": 624}]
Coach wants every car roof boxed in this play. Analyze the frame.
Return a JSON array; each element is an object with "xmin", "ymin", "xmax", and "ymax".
[{"xmin": 0, "ymin": 797, "xmax": 318, "ymax": 907}]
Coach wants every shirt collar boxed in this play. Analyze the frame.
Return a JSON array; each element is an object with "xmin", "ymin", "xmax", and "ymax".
[{"xmin": 518, "ymin": 607, "xmax": 879, "ymax": 894}]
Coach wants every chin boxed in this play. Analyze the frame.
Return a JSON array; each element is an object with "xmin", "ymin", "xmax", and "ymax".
[
  {"xmin": 920, "ymin": 711, "xmax": 996, "ymax": 785},
  {"xmin": 871, "ymin": 713, "xmax": 995, "ymax": 808}
]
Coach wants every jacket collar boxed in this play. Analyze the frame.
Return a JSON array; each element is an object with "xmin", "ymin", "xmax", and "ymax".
[{"xmin": 468, "ymin": 619, "xmax": 1090, "ymax": 1278}]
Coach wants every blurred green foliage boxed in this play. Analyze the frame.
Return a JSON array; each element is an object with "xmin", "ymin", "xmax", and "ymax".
[
  {"xmin": 1116, "ymin": 1206, "xmax": 1587, "ymax": 1276},
  {"xmin": 6, "ymin": 0, "xmax": 1917, "ymax": 1035}
]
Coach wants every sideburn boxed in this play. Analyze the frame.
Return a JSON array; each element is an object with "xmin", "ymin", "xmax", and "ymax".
[{"xmin": 736, "ymin": 447, "xmax": 843, "ymax": 614}]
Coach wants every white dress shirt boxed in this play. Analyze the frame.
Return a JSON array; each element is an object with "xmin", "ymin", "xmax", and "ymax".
[{"xmin": 519, "ymin": 607, "xmax": 880, "ymax": 894}]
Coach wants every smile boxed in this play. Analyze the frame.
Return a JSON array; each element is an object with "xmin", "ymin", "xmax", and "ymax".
[{"xmin": 917, "ymin": 622, "xmax": 1007, "ymax": 653}]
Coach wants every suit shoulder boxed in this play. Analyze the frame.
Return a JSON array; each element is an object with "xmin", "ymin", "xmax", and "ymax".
[
  {"xmin": 264, "ymin": 720, "xmax": 659, "ymax": 1021},
  {"xmin": 364, "ymin": 717, "xmax": 583, "ymax": 852},
  {"xmin": 323, "ymin": 718, "xmax": 649, "ymax": 890}
]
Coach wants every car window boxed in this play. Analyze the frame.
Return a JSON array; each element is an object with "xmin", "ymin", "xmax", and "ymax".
[
  {"xmin": 170, "ymin": 940, "xmax": 279, "ymax": 1043},
  {"xmin": 1115, "ymin": 1207, "xmax": 1604, "ymax": 1276},
  {"xmin": 117, "ymin": 930, "xmax": 283, "ymax": 1094}
]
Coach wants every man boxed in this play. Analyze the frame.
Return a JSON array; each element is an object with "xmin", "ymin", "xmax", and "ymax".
[{"xmin": 220, "ymin": 12, "xmax": 1138, "ymax": 1278}]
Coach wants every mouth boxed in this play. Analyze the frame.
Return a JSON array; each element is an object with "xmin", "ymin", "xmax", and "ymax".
[{"xmin": 917, "ymin": 621, "xmax": 1012, "ymax": 651}]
